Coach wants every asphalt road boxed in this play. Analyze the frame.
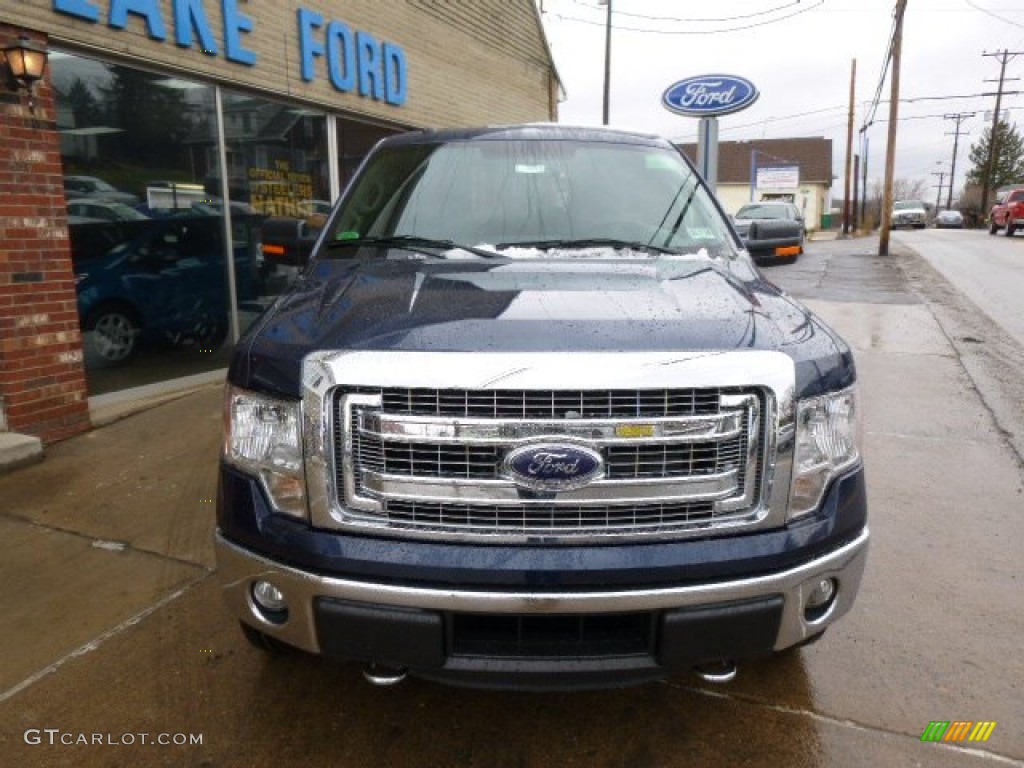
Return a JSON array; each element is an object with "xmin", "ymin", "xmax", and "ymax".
[
  {"xmin": 892, "ymin": 227, "xmax": 1024, "ymax": 347},
  {"xmin": 1, "ymin": 238, "xmax": 1021, "ymax": 768}
]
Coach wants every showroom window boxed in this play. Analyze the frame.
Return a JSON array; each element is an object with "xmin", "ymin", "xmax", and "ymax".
[{"xmin": 51, "ymin": 51, "xmax": 348, "ymax": 396}]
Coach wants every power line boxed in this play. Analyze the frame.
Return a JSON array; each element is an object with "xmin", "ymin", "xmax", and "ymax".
[
  {"xmin": 570, "ymin": 0, "xmax": 804, "ymax": 24},
  {"xmin": 965, "ymin": 0, "xmax": 1024, "ymax": 29},
  {"xmin": 892, "ymin": 91, "xmax": 1023, "ymax": 103},
  {"xmin": 549, "ymin": 1, "xmax": 824, "ymax": 35},
  {"xmin": 673, "ymin": 102, "xmax": 1020, "ymax": 144},
  {"xmin": 862, "ymin": 7, "xmax": 900, "ymax": 129}
]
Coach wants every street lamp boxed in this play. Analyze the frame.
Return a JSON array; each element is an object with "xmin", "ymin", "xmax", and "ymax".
[{"xmin": 2, "ymin": 34, "xmax": 49, "ymax": 113}]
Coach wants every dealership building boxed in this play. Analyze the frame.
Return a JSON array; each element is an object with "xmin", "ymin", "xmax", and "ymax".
[
  {"xmin": 677, "ymin": 137, "xmax": 834, "ymax": 230},
  {"xmin": 0, "ymin": 1, "xmax": 560, "ymax": 446}
]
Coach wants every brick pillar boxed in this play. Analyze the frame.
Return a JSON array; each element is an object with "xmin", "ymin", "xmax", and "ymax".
[{"xmin": 0, "ymin": 25, "xmax": 90, "ymax": 443}]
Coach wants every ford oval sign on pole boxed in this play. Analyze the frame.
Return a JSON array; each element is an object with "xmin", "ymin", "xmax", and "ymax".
[
  {"xmin": 662, "ymin": 74, "xmax": 759, "ymax": 195},
  {"xmin": 661, "ymin": 74, "xmax": 760, "ymax": 117}
]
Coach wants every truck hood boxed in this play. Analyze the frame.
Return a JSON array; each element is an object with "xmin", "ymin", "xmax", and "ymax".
[{"xmin": 234, "ymin": 253, "xmax": 854, "ymax": 399}]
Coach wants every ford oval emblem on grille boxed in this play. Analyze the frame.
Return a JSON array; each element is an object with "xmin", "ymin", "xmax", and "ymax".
[{"xmin": 504, "ymin": 442, "xmax": 604, "ymax": 491}]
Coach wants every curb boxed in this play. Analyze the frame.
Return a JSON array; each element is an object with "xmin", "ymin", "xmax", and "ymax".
[
  {"xmin": 88, "ymin": 369, "xmax": 227, "ymax": 428},
  {"xmin": 0, "ymin": 432, "xmax": 43, "ymax": 475}
]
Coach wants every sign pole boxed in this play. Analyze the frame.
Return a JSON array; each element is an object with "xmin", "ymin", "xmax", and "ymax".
[
  {"xmin": 662, "ymin": 75, "xmax": 758, "ymax": 199},
  {"xmin": 750, "ymin": 150, "xmax": 757, "ymax": 202},
  {"xmin": 697, "ymin": 117, "xmax": 719, "ymax": 194}
]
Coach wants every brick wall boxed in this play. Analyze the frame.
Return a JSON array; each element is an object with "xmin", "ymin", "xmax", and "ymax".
[{"xmin": 0, "ymin": 25, "xmax": 90, "ymax": 443}]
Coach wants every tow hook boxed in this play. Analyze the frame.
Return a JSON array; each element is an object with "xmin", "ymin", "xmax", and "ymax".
[
  {"xmin": 693, "ymin": 660, "xmax": 738, "ymax": 684},
  {"xmin": 363, "ymin": 664, "xmax": 408, "ymax": 686}
]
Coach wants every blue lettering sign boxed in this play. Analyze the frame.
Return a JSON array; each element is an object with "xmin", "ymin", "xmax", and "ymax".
[
  {"xmin": 297, "ymin": 8, "xmax": 324, "ymax": 81},
  {"xmin": 50, "ymin": 1, "xmax": 406, "ymax": 103},
  {"xmin": 174, "ymin": 0, "xmax": 217, "ymax": 55},
  {"xmin": 109, "ymin": 0, "xmax": 167, "ymax": 40},
  {"xmin": 222, "ymin": 0, "xmax": 256, "ymax": 66},
  {"xmin": 356, "ymin": 31, "xmax": 382, "ymax": 99},
  {"xmin": 53, "ymin": 0, "xmax": 99, "ymax": 23},
  {"xmin": 327, "ymin": 21, "xmax": 356, "ymax": 92},
  {"xmin": 383, "ymin": 43, "xmax": 406, "ymax": 105}
]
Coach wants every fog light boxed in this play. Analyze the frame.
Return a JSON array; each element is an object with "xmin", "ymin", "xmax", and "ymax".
[
  {"xmin": 804, "ymin": 578, "xmax": 837, "ymax": 623},
  {"xmin": 252, "ymin": 580, "xmax": 288, "ymax": 623}
]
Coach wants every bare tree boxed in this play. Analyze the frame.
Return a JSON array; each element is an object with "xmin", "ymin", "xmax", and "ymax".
[{"xmin": 891, "ymin": 178, "xmax": 929, "ymax": 202}]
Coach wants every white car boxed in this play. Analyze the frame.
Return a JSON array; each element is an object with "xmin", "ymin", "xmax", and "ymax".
[{"xmin": 892, "ymin": 200, "xmax": 927, "ymax": 229}]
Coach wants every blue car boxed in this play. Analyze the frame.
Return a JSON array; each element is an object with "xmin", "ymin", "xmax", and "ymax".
[{"xmin": 71, "ymin": 215, "xmax": 262, "ymax": 365}]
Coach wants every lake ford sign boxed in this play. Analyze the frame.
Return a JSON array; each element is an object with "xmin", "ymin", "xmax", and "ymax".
[{"xmin": 662, "ymin": 75, "xmax": 759, "ymax": 117}]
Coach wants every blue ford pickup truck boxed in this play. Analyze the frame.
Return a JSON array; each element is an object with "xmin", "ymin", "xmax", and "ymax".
[{"xmin": 216, "ymin": 124, "xmax": 868, "ymax": 690}]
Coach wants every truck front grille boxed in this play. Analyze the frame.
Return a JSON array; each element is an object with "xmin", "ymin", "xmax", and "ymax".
[{"xmin": 332, "ymin": 386, "xmax": 765, "ymax": 542}]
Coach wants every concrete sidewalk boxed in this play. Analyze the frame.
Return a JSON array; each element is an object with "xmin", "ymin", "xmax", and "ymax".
[
  {"xmin": 0, "ymin": 368, "xmax": 228, "ymax": 476},
  {"xmin": 0, "ymin": 238, "xmax": 1021, "ymax": 766}
]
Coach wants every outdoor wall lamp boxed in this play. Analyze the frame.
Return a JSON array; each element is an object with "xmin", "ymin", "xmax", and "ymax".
[{"xmin": 2, "ymin": 34, "xmax": 49, "ymax": 112}]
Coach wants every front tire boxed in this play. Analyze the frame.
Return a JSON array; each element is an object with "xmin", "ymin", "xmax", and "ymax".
[
  {"xmin": 1005, "ymin": 222, "xmax": 1016, "ymax": 237},
  {"xmin": 989, "ymin": 219, "xmax": 999, "ymax": 234},
  {"xmin": 84, "ymin": 304, "xmax": 140, "ymax": 366}
]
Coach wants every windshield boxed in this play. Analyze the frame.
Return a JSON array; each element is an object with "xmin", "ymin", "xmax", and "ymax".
[
  {"xmin": 326, "ymin": 138, "xmax": 737, "ymax": 258},
  {"xmin": 894, "ymin": 201, "xmax": 924, "ymax": 210}
]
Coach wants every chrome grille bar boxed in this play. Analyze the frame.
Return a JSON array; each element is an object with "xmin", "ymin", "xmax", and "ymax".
[
  {"xmin": 357, "ymin": 411, "xmax": 744, "ymax": 445},
  {"xmin": 370, "ymin": 387, "xmax": 724, "ymax": 419}
]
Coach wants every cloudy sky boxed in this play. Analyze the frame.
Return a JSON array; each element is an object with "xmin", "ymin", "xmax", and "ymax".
[{"xmin": 540, "ymin": 0, "xmax": 1024, "ymax": 202}]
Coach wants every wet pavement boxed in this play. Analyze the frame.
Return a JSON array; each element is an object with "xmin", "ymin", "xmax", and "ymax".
[{"xmin": 1, "ymin": 239, "xmax": 1022, "ymax": 767}]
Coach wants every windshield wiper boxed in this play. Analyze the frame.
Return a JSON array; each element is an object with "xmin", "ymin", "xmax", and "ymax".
[
  {"xmin": 325, "ymin": 235, "xmax": 499, "ymax": 259},
  {"xmin": 496, "ymin": 238, "xmax": 680, "ymax": 255}
]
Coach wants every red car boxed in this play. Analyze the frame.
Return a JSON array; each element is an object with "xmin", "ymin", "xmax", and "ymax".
[{"xmin": 988, "ymin": 187, "xmax": 1024, "ymax": 236}]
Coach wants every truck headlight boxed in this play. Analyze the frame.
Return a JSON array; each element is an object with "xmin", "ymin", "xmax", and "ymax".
[
  {"xmin": 789, "ymin": 386, "xmax": 861, "ymax": 520},
  {"xmin": 224, "ymin": 386, "xmax": 307, "ymax": 519}
]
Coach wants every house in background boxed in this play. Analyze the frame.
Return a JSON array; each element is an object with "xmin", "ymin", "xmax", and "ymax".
[{"xmin": 676, "ymin": 137, "xmax": 834, "ymax": 231}]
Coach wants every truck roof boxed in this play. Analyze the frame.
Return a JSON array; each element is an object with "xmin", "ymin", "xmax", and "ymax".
[{"xmin": 380, "ymin": 123, "xmax": 671, "ymax": 148}]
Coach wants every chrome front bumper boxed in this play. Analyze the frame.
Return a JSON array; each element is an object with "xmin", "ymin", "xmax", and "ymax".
[{"xmin": 216, "ymin": 527, "xmax": 869, "ymax": 658}]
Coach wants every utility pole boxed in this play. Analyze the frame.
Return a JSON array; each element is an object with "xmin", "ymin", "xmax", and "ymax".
[
  {"xmin": 943, "ymin": 112, "xmax": 973, "ymax": 210},
  {"xmin": 879, "ymin": 0, "xmax": 908, "ymax": 257},
  {"xmin": 602, "ymin": 0, "xmax": 613, "ymax": 125},
  {"xmin": 980, "ymin": 50, "xmax": 1022, "ymax": 216},
  {"xmin": 932, "ymin": 169, "xmax": 946, "ymax": 211},
  {"xmin": 842, "ymin": 59, "xmax": 857, "ymax": 235},
  {"xmin": 853, "ymin": 154, "xmax": 860, "ymax": 230},
  {"xmin": 860, "ymin": 130, "xmax": 869, "ymax": 229}
]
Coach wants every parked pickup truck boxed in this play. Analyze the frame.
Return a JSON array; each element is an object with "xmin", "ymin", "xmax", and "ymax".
[
  {"xmin": 217, "ymin": 124, "xmax": 868, "ymax": 691},
  {"xmin": 988, "ymin": 187, "xmax": 1024, "ymax": 236},
  {"xmin": 891, "ymin": 200, "xmax": 928, "ymax": 229},
  {"xmin": 731, "ymin": 202, "xmax": 805, "ymax": 263}
]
